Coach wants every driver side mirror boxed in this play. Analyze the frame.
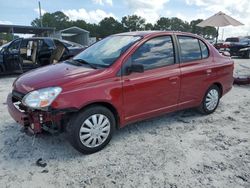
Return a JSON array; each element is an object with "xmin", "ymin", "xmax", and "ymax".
[{"xmin": 126, "ymin": 63, "xmax": 144, "ymax": 75}]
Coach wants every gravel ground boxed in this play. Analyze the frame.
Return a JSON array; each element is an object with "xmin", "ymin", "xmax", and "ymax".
[
  {"xmin": 233, "ymin": 57, "xmax": 250, "ymax": 78},
  {"xmin": 0, "ymin": 58, "xmax": 249, "ymax": 188}
]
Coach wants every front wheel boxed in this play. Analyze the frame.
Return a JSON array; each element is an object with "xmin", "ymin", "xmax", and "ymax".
[
  {"xmin": 0, "ymin": 64, "xmax": 5, "ymax": 73},
  {"xmin": 67, "ymin": 106, "xmax": 115, "ymax": 154},
  {"xmin": 246, "ymin": 51, "xmax": 250, "ymax": 59},
  {"xmin": 198, "ymin": 85, "xmax": 221, "ymax": 114}
]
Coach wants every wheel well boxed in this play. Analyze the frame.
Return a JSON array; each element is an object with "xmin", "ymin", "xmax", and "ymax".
[
  {"xmin": 81, "ymin": 102, "xmax": 120, "ymax": 129},
  {"xmin": 213, "ymin": 82, "xmax": 223, "ymax": 97}
]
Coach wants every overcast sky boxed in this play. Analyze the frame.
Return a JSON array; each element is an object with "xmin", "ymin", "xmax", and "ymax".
[{"xmin": 0, "ymin": 0, "xmax": 249, "ymax": 39}]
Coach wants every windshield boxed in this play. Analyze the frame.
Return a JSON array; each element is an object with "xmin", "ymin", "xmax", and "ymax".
[
  {"xmin": 73, "ymin": 35, "xmax": 142, "ymax": 67},
  {"xmin": 225, "ymin": 38, "xmax": 239, "ymax": 42},
  {"xmin": 0, "ymin": 42, "xmax": 11, "ymax": 52}
]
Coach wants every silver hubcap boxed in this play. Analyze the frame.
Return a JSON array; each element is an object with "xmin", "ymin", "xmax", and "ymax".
[
  {"xmin": 79, "ymin": 114, "xmax": 111, "ymax": 148},
  {"xmin": 205, "ymin": 89, "xmax": 219, "ymax": 111}
]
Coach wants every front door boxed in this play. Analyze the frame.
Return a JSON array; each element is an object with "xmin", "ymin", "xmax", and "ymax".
[
  {"xmin": 122, "ymin": 35, "xmax": 180, "ymax": 123},
  {"xmin": 3, "ymin": 38, "xmax": 22, "ymax": 72}
]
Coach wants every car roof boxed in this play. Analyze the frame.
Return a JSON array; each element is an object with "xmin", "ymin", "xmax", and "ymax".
[
  {"xmin": 114, "ymin": 31, "xmax": 168, "ymax": 36},
  {"xmin": 114, "ymin": 30, "xmax": 201, "ymax": 38},
  {"xmin": 20, "ymin": 37, "xmax": 74, "ymax": 41},
  {"xmin": 19, "ymin": 37, "xmax": 83, "ymax": 46},
  {"xmin": 20, "ymin": 37, "xmax": 52, "ymax": 40}
]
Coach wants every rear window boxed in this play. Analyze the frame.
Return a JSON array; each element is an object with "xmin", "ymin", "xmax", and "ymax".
[
  {"xmin": 58, "ymin": 39, "xmax": 83, "ymax": 48},
  {"xmin": 178, "ymin": 36, "xmax": 201, "ymax": 62},
  {"xmin": 44, "ymin": 39, "xmax": 55, "ymax": 48},
  {"xmin": 225, "ymin": 38, "xmax": 239, "ymax": 42}
]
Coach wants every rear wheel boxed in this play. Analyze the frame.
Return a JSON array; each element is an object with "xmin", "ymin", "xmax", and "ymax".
[
  {"xmin": 67, "ymin": 106, "xmax": 115, "ymax": 154},
  {"xmin": 198, "ymin": 85, "xmax": 221, "ymax": 114}
]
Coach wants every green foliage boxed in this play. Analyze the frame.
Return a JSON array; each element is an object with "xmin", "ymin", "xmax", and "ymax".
[
  {"xmin": 154, "ymin": 17, "xmax": 190, "ymax": 31},
  {"xmin": 154, "ymin": 17, "xmax": 171, "ymax": 30},
  {"xmin": 121, "ymin": 15, "xmax": 146, "ymax": 31},
  {"xmin": 31, "ymin": 11, "xmax": 70, "ymax": 30},
  {"xmin": 0, "ymin": 33, "xmax": 13, "ymax": 42},
  {"xmin": 145, "ymin": 23, "xmax": 154, "ymax": 30},
  {"xmin": 98, "ymin": 17, "xmax": 126, "ymax": 38},
  {"xmin": 30, "ymin": 11, "xmax": 217, "ymax": 39}
]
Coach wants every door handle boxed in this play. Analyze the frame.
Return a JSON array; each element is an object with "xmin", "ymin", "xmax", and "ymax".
[
  {"xmin": 206, "ymin": 69, "xmax": 212, "ymax": 75},
  {"xmin": 169, "ymin": 76, "xmax": 179, "ymax": 81},
  {"xmin": 169, "ymin": 76, "xmax": 179, "ymax": 84}
]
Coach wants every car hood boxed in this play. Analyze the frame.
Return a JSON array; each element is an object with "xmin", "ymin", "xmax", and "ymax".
[{"xmin": 14, "ymin": 62, "xmax": 105, "ymax": 94}]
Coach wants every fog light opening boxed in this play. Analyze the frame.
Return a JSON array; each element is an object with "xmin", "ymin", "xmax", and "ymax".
[{"xmin": 39, "ymin": 114, "xmax": 43, "ymax": 124}]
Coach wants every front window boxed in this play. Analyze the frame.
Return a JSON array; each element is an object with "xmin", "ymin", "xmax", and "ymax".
[
  {"xmin": 8, "ymin": 39, "xmax": 22, "ymax": 53},
  {"xmin": 0, "ymin": 42, "xmax": 11, "ymax": 53},
  {"xmin": 131, "ymin": 36, "xmax": 175, "ymax": 70},
  {"xmin": 73, "ymin": 35, "xmax": 141, "ymax": 67}
]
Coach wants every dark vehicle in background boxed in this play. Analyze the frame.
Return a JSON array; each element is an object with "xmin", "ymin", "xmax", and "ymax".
[
  {"xmin": 0, "ymin": 37, "xmax": 85, "ymax": 74},
  {"xmin": 214, "ymin": 37, "xmax": 250, "ymax": 58}
]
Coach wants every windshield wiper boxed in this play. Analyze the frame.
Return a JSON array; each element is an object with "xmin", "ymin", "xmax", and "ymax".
[{"xmin": 72, "ymin": 59, "xmax": 97, "ymax": 69}]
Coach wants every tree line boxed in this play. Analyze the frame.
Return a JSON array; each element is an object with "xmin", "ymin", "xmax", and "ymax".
[{"xmin": 31, "ymin": 11, "xmax": 217, "ymax": 39}]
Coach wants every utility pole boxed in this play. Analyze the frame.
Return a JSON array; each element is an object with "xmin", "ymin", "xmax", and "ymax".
[{"xmin": 39, "ymin": 1, "xmax": 43, "ymax": 27}]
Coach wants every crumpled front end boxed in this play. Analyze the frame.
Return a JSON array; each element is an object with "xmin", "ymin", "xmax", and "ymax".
[{"xmin": 7, "ymin": 90, "xmax": 65, "ymax": 134}]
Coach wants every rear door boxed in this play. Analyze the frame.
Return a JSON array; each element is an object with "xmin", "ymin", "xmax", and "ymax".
[
  {"xmin": 3, "ymin": 38, "xmax": 22, "ymax": 72},
  {"xmin": 37, "ymin": 39, "xmax": 54, "ymax": 66},
  {"xmin": 122, "ymin": 35, "xmax": 180, "ymax": 123},
  {"xmin": 50, "ymin": 39, "xmax": 69, "ymax": 63},
  {"xmin": 176, "ymin": 35, "xmax": 213, "ymax": 109}
]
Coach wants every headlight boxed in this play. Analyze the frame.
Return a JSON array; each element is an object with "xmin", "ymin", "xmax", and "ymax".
[{"xmin": 22, "ymin": 87, "xmax": 62, "ymax": 109}]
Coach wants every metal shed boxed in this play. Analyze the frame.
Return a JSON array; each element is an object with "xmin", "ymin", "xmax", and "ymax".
[{"xmin": 56, "ymin": 27, "xmax": 89, "ymax": 46}]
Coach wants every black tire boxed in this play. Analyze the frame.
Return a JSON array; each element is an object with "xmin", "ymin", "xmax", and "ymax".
[
  {"xmin": 198, "ymin": 85, "xmax": 221, "ymax": 114},
  {"xmin": 0, "ymin": 64, "xmax": 5, "ymax": 73},
  {"xmin": 66, "ymin": 106, "xmax": 115, "ymax": 154},
  {"xmin": 246, "ymin": 51, "xmax": 250, "ymax": 59}
]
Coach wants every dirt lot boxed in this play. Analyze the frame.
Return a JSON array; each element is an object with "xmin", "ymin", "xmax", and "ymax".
[{"xmin": 0, "ymin": 58, "xmax": 249, "ymax": 188}]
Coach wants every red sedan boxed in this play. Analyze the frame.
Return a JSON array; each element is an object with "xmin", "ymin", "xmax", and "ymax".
[{"xmin": 7, "ymin": 31, "xmax": 234, "ymax": 154}]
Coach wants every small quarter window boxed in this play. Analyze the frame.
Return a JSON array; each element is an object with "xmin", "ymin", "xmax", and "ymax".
[{"xmin": 199, "ymin": 40, "xmax": 209, "ymax": 58}]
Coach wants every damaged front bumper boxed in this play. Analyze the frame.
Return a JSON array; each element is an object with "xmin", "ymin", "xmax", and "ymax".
[{"xmin": 7, "ymin": 91, "xmax": 68, "ymax": 134}]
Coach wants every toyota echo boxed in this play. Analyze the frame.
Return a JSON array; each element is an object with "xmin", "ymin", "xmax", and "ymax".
[{"xmin": 7, "ymin": 31, "xmax": 234, "ymax": 154}]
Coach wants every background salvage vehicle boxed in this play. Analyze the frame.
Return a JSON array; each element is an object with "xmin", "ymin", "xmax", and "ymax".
[
  {"xmin": 214, "ymin": 37, "xmax": 250, "ymax": 58},
  {"xmin": 7, "ymin": 31, "xmax": 234, "ymax": 154},
  {"xmin": 0, "ymin": 38, "xmax": 85, "ymax": 74}
]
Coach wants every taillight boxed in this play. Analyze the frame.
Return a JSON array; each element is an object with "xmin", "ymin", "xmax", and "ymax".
[{"xmin": 221, "ymin": 44, "xmax": 230, "ymax": 48}]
